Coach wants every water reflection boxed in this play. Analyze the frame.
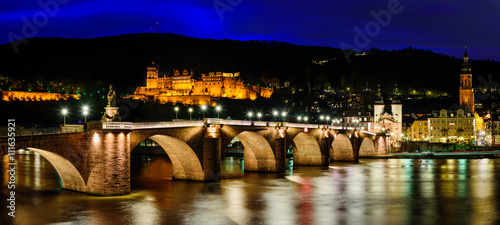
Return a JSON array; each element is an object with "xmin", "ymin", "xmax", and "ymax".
[{"xmin": 2, "ymin": 155, "xmax": 500, "ymax": 225}]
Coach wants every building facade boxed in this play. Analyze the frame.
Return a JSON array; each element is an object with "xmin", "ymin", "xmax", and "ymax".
[
  {"xmin": 428, "ymin": 109, "xmax": 475, "ymax": 143},
  {"xmin": 332, "ymin": 110, "xmax": 375, "ymax": 131},
  {"xmin": 410, "ymin": 116, "xmax": 428, "ymax": 141},
  {"xmin": 129, "ymin": 62, "xmax": 273, "ymax": 105}
]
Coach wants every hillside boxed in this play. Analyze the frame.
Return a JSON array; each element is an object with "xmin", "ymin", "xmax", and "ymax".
[{"xmin": 0, "ymin": 33, "xmax": 499, "ymax": 96}]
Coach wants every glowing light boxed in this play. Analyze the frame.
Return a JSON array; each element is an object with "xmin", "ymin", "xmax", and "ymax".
[{"xmin": 93, "ymin": 132, "xmax": 100, "ymax": 142}]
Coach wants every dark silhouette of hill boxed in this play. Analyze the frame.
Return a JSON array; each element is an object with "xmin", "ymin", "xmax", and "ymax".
[{"xmin": 0, "ymin": 33, "xmax": 499, "ymax": 96}]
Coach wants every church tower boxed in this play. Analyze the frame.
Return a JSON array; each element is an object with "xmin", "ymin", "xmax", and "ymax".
[
  {"xmin": 459, "ymin": 46, "xmax": 474, "ymax": 113},
  {"xmin": 146, "ymin": 62, "xmax": 158, "ymax": 89}
]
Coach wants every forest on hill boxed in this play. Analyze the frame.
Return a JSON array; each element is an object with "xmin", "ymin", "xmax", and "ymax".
[{"xmin": 1, "ymin": 33, "xmax": 499, "ymax": 96}]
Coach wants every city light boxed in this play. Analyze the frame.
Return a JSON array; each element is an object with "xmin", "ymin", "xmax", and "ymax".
[
  {"xmin": 257, "ymin": 112, "xmax": 262, "ymax": 121},
  {"xmin": 62, "ymin": 108, "xmax": 68, "ymax": 125},
  {"xmin": 216, "ymin": 106, "xmax": 221, "ymax": 118},
  {"xmin": 175, "ymin": 107, "xmax": 179, "ymax": 120},
  {"xmin": 189, "ymin": 108, "xmax": 193, "ymax": 120},
  {"xmin": 304, "ymin": 117, "xmax": 308, "ymax": 122},
  {"xmin": 201, "ymin": 105, "xmax": 207, "ymax": 118},
  {"xmin": 297, "ymin": 116, "xmax": 302, "ymax": 122},
  {"xmin": 83, "ymin": 106, "xmax": 89, "ymax": 123},
  {"xmin": 248, "ymin": 112, "xmax": 253, "ymax": 120}
]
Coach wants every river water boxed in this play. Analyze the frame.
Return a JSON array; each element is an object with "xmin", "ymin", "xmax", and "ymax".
[{"xmin": 3, "ymin": 154, "xmax": 500, "ymax": 225}]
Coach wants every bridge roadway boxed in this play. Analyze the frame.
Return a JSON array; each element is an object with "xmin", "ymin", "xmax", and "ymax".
[{"xmin": 0, "ymin": 119, "xmax": 390, "ymax": 196}]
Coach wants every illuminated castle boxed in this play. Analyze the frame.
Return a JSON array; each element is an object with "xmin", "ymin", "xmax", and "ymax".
[{"xmin": 128, "ymin": 62, "xmax": 273, "ymax": 105}]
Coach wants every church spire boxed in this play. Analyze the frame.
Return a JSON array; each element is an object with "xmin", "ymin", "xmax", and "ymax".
[
  {"xmin": 463, "ymin": 45, "xmax": 468, "ymax": 62},
  {"xmin": 461, "ymin": 45, "xmax": 471, "ymax": 73}
]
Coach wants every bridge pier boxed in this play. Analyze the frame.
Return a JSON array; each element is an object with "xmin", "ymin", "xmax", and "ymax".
[
  {"xmin": 318, "ymin": 131, "xmax": 330, "ymax": 166},
  {"xmin": 203, "ymin": 125, "xmax": 221, "ymax": 181},
  {"xmin": 85, "ymin": 130, "xmax": 131, "ymax": 195},
  {"xmin": 374, "ymin": 133, "xmax": 391, "ymax": 155},
  {"xmin": 273, "ymin": 136, "xmax": 286, "ymax": 172}
]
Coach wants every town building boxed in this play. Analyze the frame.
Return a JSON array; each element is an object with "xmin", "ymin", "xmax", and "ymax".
[
  {"xmin": 428, "ymin": 109, "xmax": 475, "ymax": 143},
  {"xmin": 128, "ymin": 62, "xmax": 273, "ymax": 105},
  {"xmin": 332, "ymin": 109, "xmax": 375, "ymax": 131},
  {"xmin": 410, "ymin": 115, "xmax": 428, "ymax": 141}
]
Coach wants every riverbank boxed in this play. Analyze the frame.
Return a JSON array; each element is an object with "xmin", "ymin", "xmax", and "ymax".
[{"xmin": 362, "ymin": 152, "xmax": 500, "ymax": 159}]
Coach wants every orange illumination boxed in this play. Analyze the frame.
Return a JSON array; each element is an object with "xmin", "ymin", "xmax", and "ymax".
[{"xmin": 0, "ymin": 91, "xmax": 80, "ymax": 102}]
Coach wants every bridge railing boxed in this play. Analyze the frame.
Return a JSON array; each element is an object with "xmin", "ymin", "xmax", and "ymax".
[
  {"xmin": 132, "ymin": 120, "xmax": 205, "ymax": 129},
  {"xmin": 0, "ymin": 126, "xmax": 83, "ymax": 137}
]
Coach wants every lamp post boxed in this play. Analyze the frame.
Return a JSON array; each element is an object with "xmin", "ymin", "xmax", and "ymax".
[
  {"xmin": 257, "ymin": 112, "xmax": 262, "ymax": 121},
  {"xmin": 281, "ymin": 111, "xmax": 287, "ymax": 122},
  {"xmin": 216, "ymin": 106, "xmax": 221, "ymax": 119},
  {"xmin": 201, "ymin": 105, "xmax": 207, "ymax": 118},
  {"xmin": 175, "ymin": 107, "xmax": 179, "ymax": 120},
  {"xmin": 248, "ymin": 112, "xmax": 253, "ymax": 121},
  {"xmin": 62, "ymin": 109, "xmax": 68, "ymax": 125},
  {"xmin": 297, "ymin": 116, "xmax": 302, "ymax": 123},
  {"xmin": 304, "ymin": 116, "xmax": 308, "ymax": 123},
  {"xmin": 326, "ymin": 116, "xmax": 330, "ymax": 126},
  {"xmin": 83, "ymin": 106, "xmax": 89, "ymax": 123},
  {"xmin": 320, "ymin": 115, "xmax": 324, "ymax": 124},
  {"xmin": 273, "ymin": 110, "xmax": 278, "ymax": 121},
  {"xmin": 189, "ymin": 108, "xmax": 193, "ymax": 120}
]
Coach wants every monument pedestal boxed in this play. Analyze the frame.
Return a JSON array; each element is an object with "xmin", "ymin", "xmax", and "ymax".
[{"xmin": 101, "ymin": 106, "xmax": 121, "ymax": 122}]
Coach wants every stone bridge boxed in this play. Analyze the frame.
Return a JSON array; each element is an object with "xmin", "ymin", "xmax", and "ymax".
[{"xmin": 0, "ymin": 119, "xmax": 390, "ymax": 196}]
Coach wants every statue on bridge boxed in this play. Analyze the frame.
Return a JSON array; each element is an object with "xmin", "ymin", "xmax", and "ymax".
[
  {"xmin": 101, "ymin": 85, "xmax": 121, "ymax": 122},
  {"xmin": 107, "ymin": 85, "xmax": 116, "ymax": 107}
]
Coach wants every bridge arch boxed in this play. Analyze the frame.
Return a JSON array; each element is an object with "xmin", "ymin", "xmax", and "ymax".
[
  {"xmin": 330, "ymin": 134, "xmax": 358, "ymax": 161},
  {"xmin": 292, "ymin": 132, "xmax": 323, "ymax": 166},
  {"xmin": 359, "ymin": 137, "xmax": 376, "ymax": 156},
  {"xmin": 236, "ymin": 131, "xmax": 276, "ymax": 172},
  {"xmin": 25, "ymin": 147, "xmax": 87, "ymax": 192},
  {"xmin": 133, "ymin": 135, "xmax": 204, "ymax": 181}
]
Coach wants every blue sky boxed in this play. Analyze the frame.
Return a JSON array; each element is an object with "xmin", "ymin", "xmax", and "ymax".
[{"xmin": 1, "ymin": 0, "xmax": 499, "ymax": 60}]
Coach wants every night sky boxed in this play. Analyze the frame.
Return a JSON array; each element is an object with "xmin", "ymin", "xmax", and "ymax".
[{"xmin": 1, "ymin": 0, "xmax": 499, "ymax": 60}]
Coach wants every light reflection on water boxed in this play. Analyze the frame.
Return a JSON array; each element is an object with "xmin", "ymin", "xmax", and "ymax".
[{"xmin": 2, "ymin": 155, "xmax": 500, "ymax": 225}]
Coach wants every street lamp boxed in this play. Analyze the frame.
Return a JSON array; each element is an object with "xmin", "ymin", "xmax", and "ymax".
[
  {"xmin": 201, "ymin": 105, "xmax": 207, "ymax": 118},
  {"xmin": 189, "ymin": 108, "xmax": 193, "ymax": 120},
  {"xmin": 320, "ymin": 115, "xmax": 324, "ymax": 124},
  {"xmin": 273, "ymin": 110, "xmax": 278, "ymax": 121},
  {"xmin": 281, "ymin": 111, "xmax": 287, "ymax": 121},
  {"xmin": 326, "ymin": 116, "xmax": 330, "ymax": 125},
  {"xmin": 175, "ymin": 107, "xmax": 179, "ymax": 120},
  {"xmin": 304, "ymin": 116, "xmax": 308, "ymax": 123},
  {"xmin": 83, "ymin": 106, "xmax": 89, "ymax": 123},
  {"xmin": 297, "ymin": 116, "xmax": 302, "ymax": 123},
  {"xmin": 62, "ymin": 109, "xmax": 68, "ymax": 125},
  {"xmin": 257, "ymin": 112, "xmax": 262, "ymax": 121},
  {"xmin": 216, "ymin": 106, "xmax": 221, "ymax": 118},
  {"xmin": 248, "ymin": 112, "xmax": 253, "ymax": 120}
]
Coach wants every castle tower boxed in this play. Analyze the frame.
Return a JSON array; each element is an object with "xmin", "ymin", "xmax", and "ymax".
[
  {"xmin": 391, "ymin": 96, "xmax": 402, "ymax": 123},
  {"xmin": 374, "ymin": 93, "xmax": 384, "ymax": 122},
  {"xmin": 146, "ymin": 62, "xmax": 158, "ymax": 89},
  {"xmin": 459, "ymin": 46, "xmax": 474, "ymax": 113}
]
